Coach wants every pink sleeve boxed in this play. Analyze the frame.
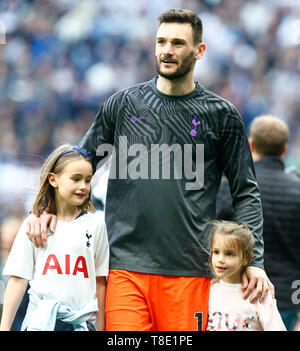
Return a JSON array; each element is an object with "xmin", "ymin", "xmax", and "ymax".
[{"xmin": 254, "ymin": 291, "xmax": 286, "ymax": 331}]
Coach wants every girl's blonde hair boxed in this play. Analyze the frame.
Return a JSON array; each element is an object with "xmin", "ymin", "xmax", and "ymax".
[
  {"xmin": 32, "ymin": 143, "xmax": 96, "ymax": 216},
  {"xmin": 209, "ymin": 220, "xmax": 254, "ymax": 277}
]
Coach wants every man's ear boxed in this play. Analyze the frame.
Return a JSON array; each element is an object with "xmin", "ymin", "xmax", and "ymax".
[
  {"xmin": 48, "ymin": 173, "xmax": 58, "ymax": 188},
  {"xmin": 195, "ymin": 42, "xmax": 206, "ymax": 60},
  {"xmin": 248, "ymin": 137, "xmax": 255, "ymax": 152},
  {"xmin": 279, "ymin": 144, "xmax": 288, "ymax": 159}
]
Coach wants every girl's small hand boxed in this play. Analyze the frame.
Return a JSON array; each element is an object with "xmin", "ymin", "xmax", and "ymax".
[
  {"xmin": 241, "ymin": 266, "xmax": 275, "ymax": 303},
  {"xmin": 26, "ymin": 212, "xmax": 57, "ymax": 248}
]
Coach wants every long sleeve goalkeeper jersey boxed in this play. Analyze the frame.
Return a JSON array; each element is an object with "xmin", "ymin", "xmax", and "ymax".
[{"xmin": 80, "ymin": 77, "xmax": 264, "ymax": 277}]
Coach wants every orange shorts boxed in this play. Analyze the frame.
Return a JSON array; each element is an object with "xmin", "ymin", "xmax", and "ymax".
[{"xmin": 105, "ymin": 269, "xmax": 211, "ymax": 331}]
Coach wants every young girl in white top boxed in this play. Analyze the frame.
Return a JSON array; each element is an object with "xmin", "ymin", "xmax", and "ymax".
[
  {"xmin": 0, "ymin": 144, "xmax": 109, "ymax": 331},
  {"xmin": 207, "ymin": 220, "xmax": 286, "ymax": 331}
]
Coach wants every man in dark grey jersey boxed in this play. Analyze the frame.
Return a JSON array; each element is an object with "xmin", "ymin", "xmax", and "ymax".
[{"xmin": 27, "ymin": 9, "xmax": 273, "ymax": 331}]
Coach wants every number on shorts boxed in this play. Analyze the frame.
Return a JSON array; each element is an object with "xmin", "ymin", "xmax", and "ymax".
[{"xmin": 194, "ymin": 312, "xmax": 203, "ymax": 331}]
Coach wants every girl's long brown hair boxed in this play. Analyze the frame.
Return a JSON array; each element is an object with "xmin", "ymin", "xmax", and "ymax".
[{"xmin": 32, "ymin": 143, "xmax": 96, "ymax": 216}]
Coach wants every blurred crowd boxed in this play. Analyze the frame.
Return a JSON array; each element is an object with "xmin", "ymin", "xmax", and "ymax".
[{"xmin": 0, "ymin": 0, "xmax": 300, "ymax": 322}]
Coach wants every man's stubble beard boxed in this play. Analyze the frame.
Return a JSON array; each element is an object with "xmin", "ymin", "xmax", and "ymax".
[{"xmin": 156, "ymin": 51, "xmax": 195, "ymax": 80}]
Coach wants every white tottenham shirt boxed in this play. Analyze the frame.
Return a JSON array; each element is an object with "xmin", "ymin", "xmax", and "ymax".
[
  {"xmin": 207, "ymin": 279, "xmax": 286, "ymax": 331},
  {"xmin": 3, "ymin": 212, "xmax": 109, "ymax": 310}
]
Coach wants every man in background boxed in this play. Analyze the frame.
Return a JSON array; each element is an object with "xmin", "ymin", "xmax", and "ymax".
[{"xmin": 217, "ymin": 115, "xmax": 300, "ymax": 330}]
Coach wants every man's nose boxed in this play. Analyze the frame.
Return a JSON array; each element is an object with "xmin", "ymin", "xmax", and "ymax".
[{"xmin": 162, "ymin": 42, "xmax": 174, "ymax": 55}]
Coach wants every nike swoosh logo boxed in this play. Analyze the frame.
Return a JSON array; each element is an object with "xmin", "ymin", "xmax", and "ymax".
[{"xmin": 130, "ymin": 116, "xmax": 150, "ymax": 122}]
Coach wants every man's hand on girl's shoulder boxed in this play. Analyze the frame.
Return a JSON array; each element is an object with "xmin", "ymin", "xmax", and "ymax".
[
  {"xmin": 242, "ymin": 266, "xmax": 275, "ymax": 304},
  {"xmin": 26, "ymin": 212, "xmax": 57, "ymax": 248}
]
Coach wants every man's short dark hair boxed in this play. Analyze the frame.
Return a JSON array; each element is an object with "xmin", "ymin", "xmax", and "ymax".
[{"xmin": 157, "ymin": 8, "xmax": 203, "ymax": 44}]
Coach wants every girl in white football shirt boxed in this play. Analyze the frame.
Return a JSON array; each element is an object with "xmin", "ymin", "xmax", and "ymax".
[
  {"xmin": 0, "ymin": 144, "xmax": 109, "ymax": 331},
  {"xmin": 207, "ymin": 220, "xmax": 286, "ymax": 331}
]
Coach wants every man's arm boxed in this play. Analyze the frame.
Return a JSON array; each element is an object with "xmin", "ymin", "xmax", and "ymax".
[
  {"xmin": 220, "ymin": 109, "xmax": 273, "ymax": 301},
  {"xmin": 242, "ymin": 266, "xmax": 274, "ymax": 303},
  {"xmin": 216, "ymin": 176, "xmax": 275, "ymax": 302},
  {"xmin": 220, "ymin": 110, "xmax": 264, "ymax": 268}
]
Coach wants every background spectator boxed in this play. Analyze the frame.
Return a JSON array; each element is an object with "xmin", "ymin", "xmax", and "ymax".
[{"xmin": 216, "ymin": 115, "xmax": 300, "ymax": 330}]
